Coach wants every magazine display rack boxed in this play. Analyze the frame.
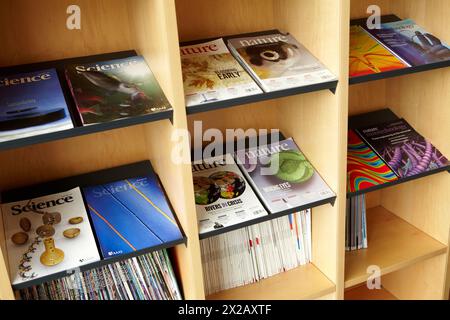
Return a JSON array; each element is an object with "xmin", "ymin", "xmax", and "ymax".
[{"xmin": 0, "ymin": 0, "xmax": 448, "ymax": 301}]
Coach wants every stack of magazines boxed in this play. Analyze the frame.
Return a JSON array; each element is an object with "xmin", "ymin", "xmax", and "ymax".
[
  {"xmin": 345, "ymin": 195, "xmax": 368, "ymax": 251},
  {"xmin": 201, "ymin": 210, "xmax": 311, "ymax": 296},
  {"xmin": 18, "ymin": 250, "xmax": 182, "ymax": 300}
]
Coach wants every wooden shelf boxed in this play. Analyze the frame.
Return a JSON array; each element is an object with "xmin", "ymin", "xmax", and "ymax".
[
  {"xmin": 1, "ymin": 161, "xmax": 188, "ymax": 291},
  {"xmin": 345, "ymin": 206, "xmax": 447, "ymax": 288},
  {"xmin": 345, "ymin": 285, "xmax": 397, "ymax": 300},
  {"xmin": 0, "ymin": 51, "xmax": 174, "ymax": 152},
  {"xmin": 349, "ymin": 15, "xmax": 450, "ymax": 85},
  {"xmin": 207, "ymin": 263, "xmax": 335, "ymax": 300}
]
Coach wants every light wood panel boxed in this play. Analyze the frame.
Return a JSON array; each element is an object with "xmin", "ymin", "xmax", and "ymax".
[
  {"xmin": 207, "ymin": 263, "xmax": 335, "ymax": 300},
  {"xmin": 345, "ymin": 284, "xmax": 397, "ymax": 300},
  {"xmin": 345, "ymin": 206, "xmax": 447, "ymax": 288},
  {"xmin": 378, "ymin": 0, "xmax": 450, "ymax": 300},
  {"xmin": 0, "ymin": 0, "xmax": 133, "ymax": 67},
  {"xmin": 382, "ymin": 254, "xmax": 448, "ymax": 300}
]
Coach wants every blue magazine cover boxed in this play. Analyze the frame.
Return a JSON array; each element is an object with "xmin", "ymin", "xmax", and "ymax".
[
  {"xmin": 366, "ymin": 19, "xmax": 450, "ymax": 66},
  {"xmin": 0, "ymin": 68, "xmax": 73, "ymax": 142},
  {"xmin": 103, "ymin": 176, "xmax": 182, "ymax": 243},
  {"xmin": 83, "ymin": 176, "xmax": 183, "ymax": 259}
]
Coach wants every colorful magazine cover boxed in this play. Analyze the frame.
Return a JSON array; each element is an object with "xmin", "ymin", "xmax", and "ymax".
[
  {"xmin": 192, "ymin": 153, "xmax": 268, "ymax": 234},
  {"xmin": 349, "ymin": 25, "xmax": 409, "ymax": 77},
  {"xmin": 66, "ymin": 56, "xmax": 172, "ymax": 125},
  {"xmin": 1, "ymin": 188, "xmax": 100, "ymax": 286},
  {"xmin": 0, "ymin": 68, "xmax": 73, "ymax": 142},
  {"xmin": 83, "ymin": 176, "xmax": 183, "ymax": 259},
  {"xmin": 347, "ymin": 129, "xmax": 398, "ymax": 192},
  {"xmin": 227, "ymin": 32, "xmax": 337, "ymax": 92},
  {"xmin": 366, "ymin": 19, "xmax": 450, "ymax": 66},
  {"xmin": 356, "ymin": 118, "xmax": 449, "ymax": 178},
  {"xmin": 180, "ymin": 38, "xmax": 262, "ymax": 106},
  {"xmin": 235, "ymin": 138, "xmax": 335, "ymax": 214}
]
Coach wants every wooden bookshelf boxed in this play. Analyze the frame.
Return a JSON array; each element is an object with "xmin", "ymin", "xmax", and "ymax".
[
  {"xmin": 207, "ymin": 263, "xmax": 335, "ymax": 300},
  {"xmin": 345, "ymin": 206, "xmax": 447, "ymax": 289},
  {"xmin": 0, "ymin": 0, "xmax": 448, "ymax": 301}
]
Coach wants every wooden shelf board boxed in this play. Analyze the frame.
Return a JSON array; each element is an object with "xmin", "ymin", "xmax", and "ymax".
[
  {"xmin": 345, "ymin": 206, "xmax": 447, "ymax": 288},
  {"xmin": 345, "ymin": 285, "xmax": 397, "ymax": 300},
  {"xmin": 206, "ymin": 263, "xmax": 335, "ymax": 300}
]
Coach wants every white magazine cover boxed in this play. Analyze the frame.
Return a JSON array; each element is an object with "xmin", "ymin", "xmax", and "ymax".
[
  {"xmin": 180, "ymin": 38, "xmax": 262, "ymax": 107},
  {"xmin": 192, "ymin": 153, "xmax": 268, "ymax": 234},
  {"xmin": 2, "ymin": 187, "xmax": 100, "ymax": 285},
  {"xmin": 228, "ymin": 32, "xmax": 337, "ymax": 92}
]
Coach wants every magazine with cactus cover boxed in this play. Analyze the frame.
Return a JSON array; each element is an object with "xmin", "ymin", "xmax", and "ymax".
[
  {"xmin": 356, "ymin": 118, "xmax": 449, "ymax": 178},
  {"xmin": 0, "ymin": 68, "xmax": 74, "ymax": 142},
  {"xmin": 1, "ymin": 187, "xmax": 100, "ymax": 286},
  {"xmin": 180, "ymin": 38, "xmax": 262, "ymax": 107},
  {"xmin": 227, "ymin": 32, "xmax": 337, "ymax": 92},
  {"xmin": 65, "ymin": 56, "xmax": 172, "ymax": 125},
  {"xmin": 192, "ymin": 153, "xmax": 268, "ymax": 234},
  {"xmin": 235, "ymin": 138, "xmax": 335, "ymax": 214}
]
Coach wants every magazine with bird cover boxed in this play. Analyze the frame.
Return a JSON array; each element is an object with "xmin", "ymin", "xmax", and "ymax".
[
  {"xmin": 227, "ymin": 32, "xmax": 337, "ymax": 92},
  {"xmin": 65, "ymin": 56, "xmax": 172, "ymax": 125},
  {"xmin": 0, "ymin": 68, "xmax": 74, "ymax": 142},
  {"xmin": 356, "ymin": 118, "xmax": 449, "ymax": 178},
  {"xmin": 1, "ymin": 188, "xmax": 100, "ymax": 286},
  {"xmin": 180, "ymin": 38, "xmax": 262, "ymax": 107},
  {"xmin": 365, "ymin": 19, "xmax": 450, "ymax": 66},
  {"xmin": 349, "ymin": 25, "xmax": 409, "ymax": 78},
  {"xmin": 235, "ymin": 138, "xmax": 335, "ymax": 214},
  {"xmin": 192, "ymin": 153, "xmax": 268, "ymax": 234}
]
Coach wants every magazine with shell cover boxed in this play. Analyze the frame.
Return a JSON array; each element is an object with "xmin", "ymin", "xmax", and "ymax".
[
  {"xmin": 192, "ymin": 153, "xmax": 268, "ymax": 234},
  {"xmin": 1, "ymin": 187, "xmax": 100, "ymax": 286},
  {"xmin": 180, "ymin": 38, "xmax": 262, "ymax": 107},
  {"xmin": 235, "ymin": 138, "xmax": 335, "ymax": 214},
  {"xmin": 227, "ymin": 31, "xmax": 337, "ymax": 92}
]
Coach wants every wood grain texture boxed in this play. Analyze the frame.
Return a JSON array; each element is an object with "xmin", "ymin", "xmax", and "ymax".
[
  {"xmin": 345, "ymin": 206, "xmax": 447, "ymax": 288},
  {"xmin": 206, "ymin": 263, "xmax": 335, "ymax": 300},
  {"xmin": 345, "ymin": 284, "xmax": 397, "ymax": 300}
]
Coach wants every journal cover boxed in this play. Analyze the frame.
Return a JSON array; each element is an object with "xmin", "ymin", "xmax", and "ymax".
[
  {"xmin": 356, "ymin": 118, "xmax": 449, "ymax": 178},
  {"xmin": 192, "ymin": 153, "xmax": 268, "ymax": 234},
  {"xmin": 347, "ymin": 129, "xmax": 398, "ymax": 192},
  {"xmin": 102, "ymin": 176, "xmax": 182, "ymax": 243},
  {"xmin": 180, "ymin": 38, "xmax": 262, "ymax": 106},
  {"xmin": 235, "ymin": 138, "xmax": 335, "ymax": 214},
  {"xmin": 0, "ymin": 69, "xmax": 73, "ymax": 142},
  {"xmin": 349, "ymin": 25, "xmax": 409, "ymax": 77},
  {"xmin": 83, "ymin": 177, "xmax": 183, "ymax": 259},
  {"xmin": 1, "ymin": 188, "xmax": 100, "ymax": 286},
  {"xmin": 366, "ymin": 19, "xmax": 450, "ymax": 66},
  {"xmin": 66, "ymin": 56, "xmax": 172, "ymax": 125},
  {"xmin": 227, "ymin": 32, "xmax": 337, "ymax": 92}
]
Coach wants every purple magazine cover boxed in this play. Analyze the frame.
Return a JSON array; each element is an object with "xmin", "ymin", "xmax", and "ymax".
[
  {"xmin": 365, "ymin": 19, "xmax": 450, "ymax": 66},
  {"xmin": 356, "ymin": 118, "xmax": 449, "ymax": 178},
  {"xmin": 235, "ymin": 138, "xmax": 335, "ymax": 214}
]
